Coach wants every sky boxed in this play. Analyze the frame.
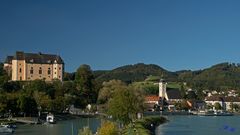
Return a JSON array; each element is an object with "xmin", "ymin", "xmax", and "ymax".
[{"xmin": 1, "ymin": 0, "xmax": 240, "ymax": 72}]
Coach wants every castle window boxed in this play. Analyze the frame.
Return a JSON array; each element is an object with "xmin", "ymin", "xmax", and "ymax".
[
  {"xmin": 55, "ymin": 72, "xmax": 56, "ymax": 74},
  {"xmin": 19, "ymin": 68, "xmax": 22, "ymax": 73},
  {"xmin": 30, "ymin": 67, "xmax": 33, "ymax": 74},
  {"xmin": 59, "ymin": 67, "xmax": 61, "ymax": 70},
  {"xmin": 48, "ymin": 68, "xmax": 51, "ymax": 75},
  {"xmin": 20, "ymin": 76, "xmax": 22, "ymax": 80},
  {"xmin": 39, "ymin": 67, "xmax": 42, "ymax": 74}
]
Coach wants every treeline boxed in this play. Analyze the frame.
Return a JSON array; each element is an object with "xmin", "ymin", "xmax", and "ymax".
[
  {"xmin": 64, "ymin": 62, "xmax": 240, "ymax": 91},
  {"xmin": 0, "ymin": 64, "xmax": 99, "ymax": 116}
]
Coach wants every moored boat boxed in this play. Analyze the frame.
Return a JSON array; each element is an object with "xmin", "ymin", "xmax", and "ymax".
[
  {"xmin": 197, "ymin": 110, "xmax": 233, "ymax": 116},
  {"xmin": 46, "ymin": 113, "xmax": 56, "ymax": 124},
  {"xmin": 0, "ymin": 125, "xmax": 14, "ymax": 133}
]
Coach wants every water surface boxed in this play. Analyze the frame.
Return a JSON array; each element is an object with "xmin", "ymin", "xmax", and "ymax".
[
  {"xmin": 11, "ymin": 117, "xmax": 101, "ymax": 135},
  {"xmin": 156, "ymin": 115, "xmax": 240, "ymax": 135}
]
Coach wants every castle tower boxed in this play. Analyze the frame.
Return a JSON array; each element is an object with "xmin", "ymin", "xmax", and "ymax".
[{"xmin": 159, "ymin": 79, "xmax": 167, "ymax": 98}]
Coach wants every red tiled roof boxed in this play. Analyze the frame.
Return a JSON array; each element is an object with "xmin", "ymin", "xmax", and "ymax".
[{"xmin": 145, "ymin": 95, "xmax": 159, "ymax": 101}]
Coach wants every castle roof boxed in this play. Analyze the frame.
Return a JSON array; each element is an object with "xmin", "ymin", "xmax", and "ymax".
[{"xmin": 9, "ymin": 51, "xmax": 64, "ymax": 64}]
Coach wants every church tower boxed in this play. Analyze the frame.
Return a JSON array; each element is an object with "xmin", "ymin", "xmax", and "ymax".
[{"xmin": 159, "ymin": 79, "xmax": 167, "ymax": 98}]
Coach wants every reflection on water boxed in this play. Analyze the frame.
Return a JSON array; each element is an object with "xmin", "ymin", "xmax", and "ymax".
[
  {"xmin": 12, "ymin": 118, "xmax": 101, "ymax": 135},
  {"xmin": 156, "ymin": 115, "xmax": 240, "ymax": 135}
]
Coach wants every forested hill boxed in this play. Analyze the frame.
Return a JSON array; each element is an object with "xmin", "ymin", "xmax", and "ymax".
[
  {"xmin": 94, "ymin": 63, "xmax": 177, "ymax": 83},
  {"xmin": 178, "ymin": 62, "xmax": 240, "ymax": 90},
  {"xmin": 93, "ymin": 62, "xmax": 240, "ymax": 90}
]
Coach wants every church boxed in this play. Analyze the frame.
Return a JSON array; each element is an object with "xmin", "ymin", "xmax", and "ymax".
[{"xmin": 145, "ymin": 79, "xmax": 183, "ymax": 111}]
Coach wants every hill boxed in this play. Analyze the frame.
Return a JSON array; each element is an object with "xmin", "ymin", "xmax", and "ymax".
[
  {"xmin": 178, "ymin": 62, "xmax": 240, "ymax": 90},
  {"xmin": 68, "ymin": 62, "xmax": 240, "ymax": 91},
  {"xmin": 94, "ymin": 63, "xmax": 177, "ymax": 83}
]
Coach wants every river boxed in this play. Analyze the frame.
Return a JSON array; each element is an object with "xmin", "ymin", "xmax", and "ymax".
[
  {"xmin": 10, "ymin": 118, "xmax": 101, "ymax": 135},
  {"xmin": 156, "ymin": 115, "xmax": 240, "ymax": 135},
  {"xmin": 4, "ymin": 115, "xmax": 240, "ymax": 135}
]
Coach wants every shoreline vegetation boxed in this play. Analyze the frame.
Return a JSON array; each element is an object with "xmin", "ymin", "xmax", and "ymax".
[{"xmin": 78, "ymin": 116, "xmax": 168, "ymax": 135}]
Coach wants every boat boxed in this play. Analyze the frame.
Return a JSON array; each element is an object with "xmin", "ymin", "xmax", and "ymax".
[
  {"xmin": 0, "ymin": 125, "xmax": 14, "ymax": 133},
  {"xmin": 197, "ymin": 110, "xmax": 233, "ymax": 116},
  {"xmin": 197, "ymin": 110, "xmax": 215, "ymax": 116},
  {"xmin": 214, "ymin": 110, "xmax": 233, "ymax": 116},
  {"xmin": 46, "ymin": 113, "xmax": 56, "ymax": 124}
]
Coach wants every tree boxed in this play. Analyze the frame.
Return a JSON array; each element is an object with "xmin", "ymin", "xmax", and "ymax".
[
  {"xmin": 52, "ymin": 80, "xmax": 64, "ymax": 97},
  {"xmin": 98, "ymin": 80, "xmax": 125, "ymax": 104},
  {"xmin": 108, "ymin": 84, "xmax": 145, "ymax": 125},
  {"xmin": 214, "ymin": 102, "xmax": 222, "ymax": 110},
  {"xmin": 0, "ymin": 93, "xmax": 7, "ymax": 113},
  {"xmin": 33, "ymin": 91, "xmax": 51, "ymax": 111},
  {"xmin": 24, "ymin": 80, "xmax": 47, "ymax": 96},
  {"xmin": 97, "ymin": 121, "xmax": 118, "ymax": 135},
  {"xmin": 75, "ymin": 64, "xmax": 96, "ymax": 104},
  {"xmin": 187, "ymin": 91, "xmax": 197, "ymax": 99},
  {"xmin": 233, "ymin": 104, "xmax": 239, "ymax": 111},
  {"xmin": 17, "ymin": 94, "xmax": 38, "ymax": 116},
  {"xmin": 0, "ymin": 63, "xmax": 9, "ymax": 90}
]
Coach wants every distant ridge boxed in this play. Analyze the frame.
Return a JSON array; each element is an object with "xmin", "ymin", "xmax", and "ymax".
[
  {"xmin": 94, "ymin": 63, "xmax": 178, "ymax": 83},
  {"xmin": 92, "ymin": 62, "xmax": 240, "ymax": 90}
]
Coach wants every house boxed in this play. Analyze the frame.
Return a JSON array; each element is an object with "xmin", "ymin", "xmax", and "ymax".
[
  {"xmin": 205, "ymin": 95, "xmax": 240, "ymax": 111},
  {"xmin": 144, "ymin": 95, "xmax": 159, "ymax": 111},
  {"xmin": 4, "ymin": 51, "xmax": 64, "ymax": 81}
]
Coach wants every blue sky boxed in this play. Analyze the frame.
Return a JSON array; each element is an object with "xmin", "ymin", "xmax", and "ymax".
[{"xmin": 1, "ymin": 0, "xmax": 240, "ymax": 72}]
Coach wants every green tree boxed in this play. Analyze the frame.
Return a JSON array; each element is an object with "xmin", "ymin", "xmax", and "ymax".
[
  {"xmin": 33, "ymin": 91, "xmax": 51, "ymax": 111},
  {"xmin": 24, "ymin": 80, "xmax": 47, "ymax": 96},
  {"xmin": 0, "ymin": 93, "xmax": 7, "ymax": 113},
  {"xmin": 52, "ymin": 80, "xmax": 64, "ymax": 97},
  {"xmin": 108, "ymin": 84, "xmax": 145, "ymax": 125},
  {"xmin": 17, "ymin": 94, "xmax": 38, "ymax": 116},
  {"xmin": 0, "ymin": 63, "xmax": 9, "ymax": 90},
  {"xmin": 214, "ymin": 102, "xmax": 222, "ymax": 110},
  {"xmin": 75, "ymin": 64, "xmax": 96, "ymax": 105},
  {"xmin": 98, "ymin": 80, "xmax": 125, "ymax": 104}
]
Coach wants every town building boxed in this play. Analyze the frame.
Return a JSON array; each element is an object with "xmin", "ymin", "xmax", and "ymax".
[
  {"xmin": 4, "ymin": 51, "xmax": 64, "ymax": 81},
  {"xmin": 159, "ymin": 79, "xmax": 183, "ymax": 103},
  {"xmin": 205, "ymin": 95, "xmax": 240, "ymax": 111}
]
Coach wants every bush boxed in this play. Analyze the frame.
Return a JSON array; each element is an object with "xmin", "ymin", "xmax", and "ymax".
[
  {"xmin": 98, "ymin": 121, "xmax": 118, "ymax": 135},
  {"xmin": 78, "ymin": 127, "xmax": 93, "ymax": 135}
]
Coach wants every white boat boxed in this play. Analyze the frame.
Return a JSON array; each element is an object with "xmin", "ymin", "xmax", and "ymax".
[
  {"xmin": 197, "ymin": 110, "xmax": 233, "ymax": 116},
  {"xmin": 197, "ymin": 110, "xmax": 215, "ymax": 116},
  {"xmin": 214, "ymin": 110, "xmax": 233, "ymax": 116},
  {"xmin": 46, "ymin": 114, "xmax": 56, "ymax": 124},
  {"xmin": 0, "ymin": 125, "xmax": 14, "ymax": 133}
]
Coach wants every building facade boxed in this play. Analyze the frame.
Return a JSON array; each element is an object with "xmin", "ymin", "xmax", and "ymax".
[
  {"xmin": 4, "ymin": 51, "xmax": 64, "ymax": 81},
  {"xmin": 205, "ymin": 95, "xmax": 240, "ymax": 111}
]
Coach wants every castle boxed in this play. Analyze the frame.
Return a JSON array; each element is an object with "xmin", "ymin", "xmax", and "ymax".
[{"xmin": 4, "ymin": 51, "xmax": 64, "ymax": 81}]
